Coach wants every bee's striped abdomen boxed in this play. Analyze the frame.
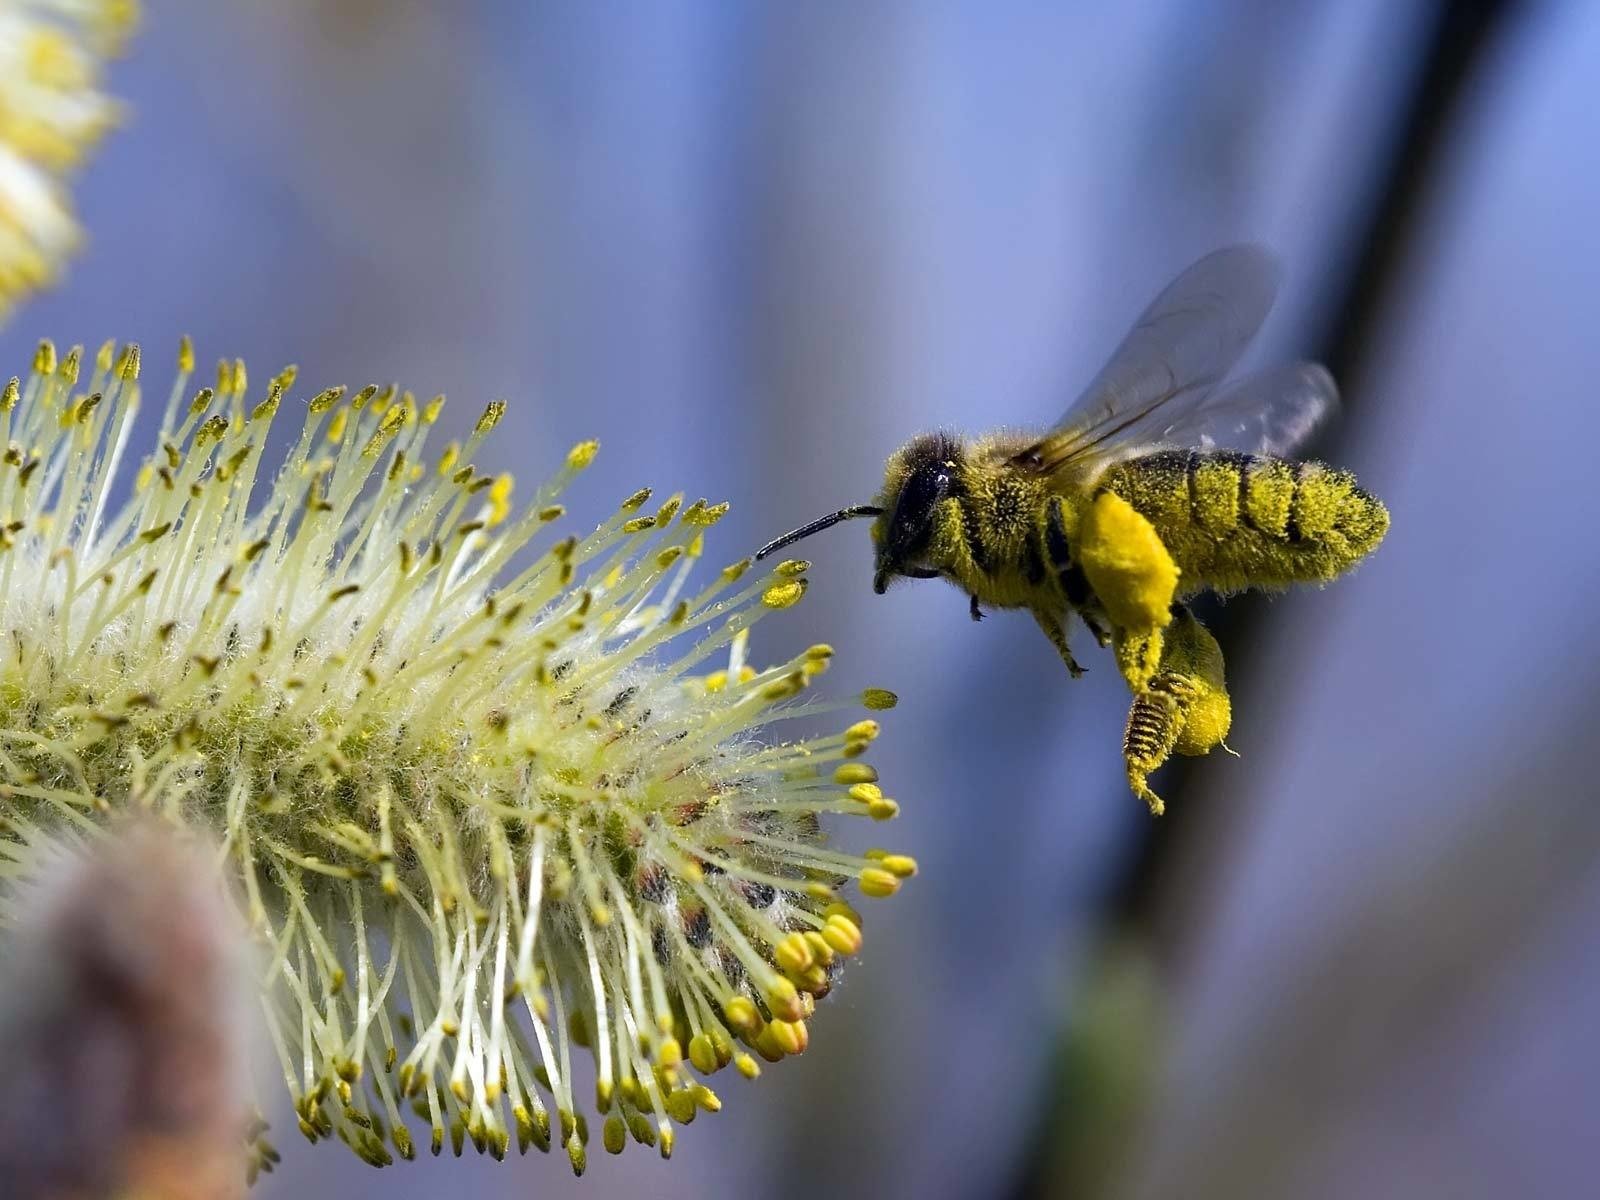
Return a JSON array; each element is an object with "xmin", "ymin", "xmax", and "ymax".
[{"xmin": 1098, "ymin": 449, "xmax": 1388, "ymax": 596}]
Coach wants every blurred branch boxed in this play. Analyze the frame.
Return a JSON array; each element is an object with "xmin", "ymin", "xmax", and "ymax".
[
  {"xmin": 1016, "ymin": 6, "xmax": 1527, "ymax": 1196},
  {"xmin": 1107, "ymin": 0, "xmax": 1522, "ymax": 948}
]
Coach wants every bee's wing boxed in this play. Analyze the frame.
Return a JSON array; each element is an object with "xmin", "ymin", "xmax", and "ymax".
[
  {"xmin": 1009, "ymin": 244, "xmax": 1282, "ymax": 476},
  {"xmin": 1164, "ymin": 361, "xmax": 1339, "ymax": 455}
]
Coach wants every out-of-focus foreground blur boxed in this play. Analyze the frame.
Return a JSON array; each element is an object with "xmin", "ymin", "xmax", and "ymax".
[{"xmin": 7, "ymin": 2, "xmax": 1595, "ymax": 1198}]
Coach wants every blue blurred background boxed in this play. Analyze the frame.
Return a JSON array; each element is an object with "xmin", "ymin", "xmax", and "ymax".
[{"xmin": 9, "ymin": 1, "xmax": 1598, "ymax": 1197}]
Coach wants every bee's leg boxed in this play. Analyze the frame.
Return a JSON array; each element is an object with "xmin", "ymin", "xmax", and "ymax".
[
  {"xmin": 1124, "ymin": 684, "xmax": 1184, "ymax": 816},
  {"xmin": 1121, "ymin": 607, "xmax": 1232, "ymax": 816},
  {"xmin": 1032, "ymin": 608, "xmax": 1085, "ymax": 678},
  {"xmin": 1081, "ymin": 610, "xmax": 1111, "ymax": 648},
  {"xmin": 969, "ymin": 594, "xmax": 985, "ymax": 622},
  {"xmin": 1113, "ymin": 625, "xmax": 1166, "ymax": 693},
  {"xmin": 1045, "ymin": 496, "xmax": 1111, "ymax": 648}
]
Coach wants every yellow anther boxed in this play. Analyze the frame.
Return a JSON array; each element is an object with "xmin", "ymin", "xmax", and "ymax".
[
  {"xmin": 847, "ymin": 782, "xmax": 882, "ymax": 803},
  {"xmin": 664, "ymin": 1090, "xmax": 697, "ymax": 1123},
  {"xmin": 774, "ymin": 558, "xmax": 809, "ymax": 577},
  {"xmin": 688, "ymin": 1033, "xmax": 719, "ymax": 1075},
  {"xmin": 252, "ymin": 384, "xmax": 283, "ymax": 422},
  {"xmin": 767, "ymin": 1019, "xmax": 808, "ymax": 1056},
  {"xmin": 566, "ymin": 439, "xmax": 600, "ymax": 470},
  {"xmin": 602, "ymin": 1115, "xmax": 625, "ymax": 1154},
  {"xmin": 824, "ymin": 900, "xmax": 862, "ymax": 925},
  {"xmin": 868, "ymin": 797, "xmax": 901, "ymax": 821},
  {"xmin": 761, "ymin": 579, "xmax": 806, "ymax": 609},
  {"xmin": 693, "ymin": 1084, "xmax": 721, "ymax": 1113},
  {"xmin": 308, "ymin": 385, "xmax": 344, "ymax": 414},
  {"xmin": 723, "ymin": 996, "xmax": 759, "ymax": 1032},
  {"xmin": 760, "ymin": 673, "xmax": 806, "ymax": 702},
  {"xmin": 822, "ymin": 913, "xmax": 863, "ymax": 956},
  {"xmin": 861, "ymin": 687, "xmax": 898, "ymax": 710},
  {"xmin": 194, "ymin": 415, "xmax": 229, "ymax": 447},
  {"xmin": 656, "ymin": 1036, "xmax": 683, "ymax": 1067},
  {"xmin": 488, "ymin": 474, "xmax": 514, "ymax": 526},
  {"xmin": 879, "ymin": 853, "xmax": 918, "ymax": 878},
  {"xmin": 763, "ymin": 976, "xmax": 802, "ymax": 1023},
  {"xmin": 774, "ymin": 931, "xmax": 814, "ymax": 975},
  {"xmin": 734, "ymin": 1053, "xmax": 760, "ymax": 1080},
  {"xmin": 751, "ymin": 1027, "xmax": 782, "ymax": 1062},
  {"xmin": 844, "ymin": 719, "xmax": 880, "ymax": 742},
  {"xmin": 802, "ymin": 930, "xmax": 835, "ymax": 966},
  {"xmin": 801, "ymin": 656, "xmax": 830, "ymax": 679},
  {"xmin": 833, "ymin": 763, "xmax": 878, "ymax": 785},
  {"xmin": 859, "ymin": 867, "xmax": 900, "ymax": 898},
  {"xmin": 474, "ymin": 400, "xmax": 506, "ymax": 434}
]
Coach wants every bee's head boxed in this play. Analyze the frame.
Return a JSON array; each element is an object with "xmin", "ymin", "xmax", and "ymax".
[
  {"xmin": 751, "ymin": 431, "xmax": 964, "ymax": 590},
  {"xmin": 871, "ymin": 432, "xmax": 963, "ymax": 593}
]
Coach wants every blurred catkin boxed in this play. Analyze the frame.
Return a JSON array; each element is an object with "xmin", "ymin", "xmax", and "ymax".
[
  {"xmin": 0, "ymin": 0, "xmax": 136, "ymax": 319},
  {"xmin": 0, "ymin": 820, "xmax": 249, "ymax": 1200}
]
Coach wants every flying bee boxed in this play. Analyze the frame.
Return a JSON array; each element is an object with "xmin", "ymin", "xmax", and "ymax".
[{"xmin": 757, "ymin": 245, "xmax": 1389, "ymax": 813}]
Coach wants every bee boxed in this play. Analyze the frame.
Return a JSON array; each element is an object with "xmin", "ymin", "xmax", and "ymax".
[{"xmin": 756, "ymin": 245, "xmax": 1389, "ymax": 813}]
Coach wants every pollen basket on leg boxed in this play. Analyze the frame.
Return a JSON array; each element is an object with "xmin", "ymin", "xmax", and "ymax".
[{"xmin": 0, "ymin": 342, "xmax": 911, "ymax": 1172}]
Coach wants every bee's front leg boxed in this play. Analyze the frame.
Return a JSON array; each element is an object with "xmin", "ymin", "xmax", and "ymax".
[
  {"xmin": 1031, "ymin": 609, "xmax": 1085, "ymax": 678},
  {"xmin": 969, "ymin": 594, "xmax": 985, "ymax": 622}
]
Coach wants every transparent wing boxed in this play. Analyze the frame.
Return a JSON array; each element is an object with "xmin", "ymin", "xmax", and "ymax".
[
  {"xmin": 1164, "ymin": 361, "xmax": 1339, "ymax": 455},
  {"xmin": 1010, "ymin": 244, "xmax": 1281, "ymax": 475}
]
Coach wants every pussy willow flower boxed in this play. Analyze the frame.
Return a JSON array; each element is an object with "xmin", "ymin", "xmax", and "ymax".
[
  {"xmin": 0, "ymin": 339, "xmax": 914, "ymax": 1176},
  {"xmin": 0, "ymin": 1, "xmax": 136, "ymax": 317}
]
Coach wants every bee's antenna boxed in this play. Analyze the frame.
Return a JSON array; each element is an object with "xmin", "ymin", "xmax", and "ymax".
[{"xmin": 755, "ymin": 505, "xmax": 883, "ymax": 560}]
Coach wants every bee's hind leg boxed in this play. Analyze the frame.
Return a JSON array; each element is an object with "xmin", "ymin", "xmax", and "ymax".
[
  {"xmin": 969, "ymin": 594, "xmax": 985, "ymax": 623},
  {"xmin": 1032, "ymin": 609, "xmax": 1085, "ymax": 678},
  {"xmin": 1121, "ymin": 607, "xmax": 1233, "ymax": 816}
]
